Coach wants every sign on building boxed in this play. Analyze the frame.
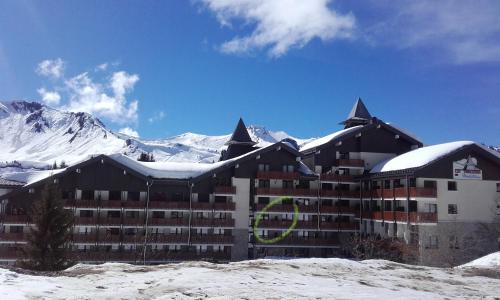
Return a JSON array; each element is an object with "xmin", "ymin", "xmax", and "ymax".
[{"xmin": 453, "ymin": 156, "xmax": 482, "ymax": 180}]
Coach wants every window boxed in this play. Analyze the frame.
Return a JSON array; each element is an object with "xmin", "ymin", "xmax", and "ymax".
[
  {"xmin": 258, "ymin": 179, "xmax": 270, "ymax": 188},
  {"xmin": 82, "ymin": 190, "xmax": 93, "ymax": 200},
  {"xmin": 424, "ymin": 180, "xmax": 437, "ymax": 189},
  {"xmin": 109, "ymin": 191, "xmax": 121, "ymax": 201},
  {"xmin": 448, "ymin": 204, "xmax": 458, "ymax": 214},
  {"xmin": 258, "ymin": 197, "xmax": 270, "ymax": 205},
  {"xmin": 62, "ymin": 190, "xmax": 75, "ymax": 200},
  {"xmin": 258, "ymin": 164, "xmax": 270, "ymax": 172},
  {"xmin": 426, "ymin": 236, "xmax": 439, "ymax": 249},
  {"xmin": 424, "ymin": 203, "xmax": 437, "ymax": 213},
  {"xmin": 283, "ymin": 180, "xmax": 293, "ymax": 189},
  {"xmin": 128, "ymin": 191, "xmax": 140, "ymax": 201},
  {"xmin": 497, "ymin": 183, "xmax": 500, "ymax": 192},
  {"xmin": 282, "ymin": 165, "xmax": 294, "ymax": 173},
  {"xmin": 448, "ymin": 181, "xmax": 457, "ymax": 191}
]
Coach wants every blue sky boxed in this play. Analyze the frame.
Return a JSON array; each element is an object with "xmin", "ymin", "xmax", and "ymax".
[{"xmin": 0, "ymin": 1, "xmax": 499, "ymax": 146}]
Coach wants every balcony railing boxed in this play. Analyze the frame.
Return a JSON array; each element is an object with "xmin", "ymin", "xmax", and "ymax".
[
  {"xmin": 190, "ymin": 234, "xmax": 234, "ymax": 244},
  {"xmin": 0, "ymin": 247, "xmax": 21, "ymax": 259},
  {"xmin": 255, "ymin": 203, "xmax": 317, "ymax": 214},
  {"xmin": 336, "ymin": 159, "xmax": 365, "ymax": 168},
  {"xmin": 0, "ymin": 232, "xmax": 27, "ymax": 242},
  {"xmin": 320, "ymin": 222, "xmax": 359, "ymax": 231},
  {"xmin": 213, "ymin": 202, "xmax": 236, "ymax": 211},
  {"xmin": 321, "ymin": 190, "xmax": 360, "ymax": 198},
  {"xmin": 257, "ymin": 220, "xmax": 317, "ymax": 230},
  {"xmin": 72, "ymin": 234, "xmax": 98, "ymax": 243},
  {"xmin": 320, "ymin": 174, "xmax": 355, "ymax": 182},
  {"xmin": 149, "ymin": 218, "xmax": 190, "ymax": 227},
  {"xmin": 0, "ymin": 215, "xmax": 30, "ymax": 224},
  {"xmin": 255, "ymin": 237, "xmax": 339, "ymax": 247},
  {"xmin": 366, "ymin": 187, "xmax": 437, "ymax": 199},
  {"xmin": 256, "ymin": 171, "xmax": 300, "ymax": 180},
  {"xmin": 366, "ymin": 211, "xmax": 437, "ymax": 223},
  {"xmin": 255, "ymin": 188, "xmax": 318, "ymax": 197},
  {"xmin": 191, "ymin": 218, "xmax": 235, "ymax": 228},
  {"xmin": 214, "ymin": 186, "xmax": 236, "ymax": 194},
  {"xmin": 149, "ymin": 201, "xmax": 190, "ymax": 210},
  {"xmin": 148, "ymin": 234, "xmax": 189, "ymax": 244},
  {"xmin": 74, "ymin": 217, "xmax": 98, "ymax": 225},
  {"xmin": 320, "ymin": 206, "xmax": 357, "ymax": 214}
]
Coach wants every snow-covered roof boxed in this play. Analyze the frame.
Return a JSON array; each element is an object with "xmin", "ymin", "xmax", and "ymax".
[
  {"xmin": 0, "ymin": 178, "xmax": 24, "ymax": 187},
  {"xmin": 109, "ymin": 153, "xmax": 228, "ymax": 179},
  {"xmin": 370, "ymin": 141, "xmax": 475, "ymax": 173},
  {"xmin": 1, "ymin": 169, "xmax": 66, "ymax": 185},
  {"xmin": 300, "ymin": 126, "xmax": 363, "ymax": 152}
]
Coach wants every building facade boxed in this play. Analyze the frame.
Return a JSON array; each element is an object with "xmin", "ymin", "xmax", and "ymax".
[{"xmin": 0, "ymin": 99, "xmax": 499, "ymax": 266}]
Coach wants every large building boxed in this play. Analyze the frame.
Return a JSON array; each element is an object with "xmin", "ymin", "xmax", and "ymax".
[{"xmin": 0, "ymin": 99, "xmax": 499, "ymax": 266}]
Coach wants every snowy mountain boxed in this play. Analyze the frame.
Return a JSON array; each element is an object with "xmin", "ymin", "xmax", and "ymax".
[{"xmin": 0, "ymin": 101, "xmax": 311, "ymax": 174}]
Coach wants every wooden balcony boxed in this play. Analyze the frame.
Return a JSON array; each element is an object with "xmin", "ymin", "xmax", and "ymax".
[
  {"xmin": 191, "ymin": 202, "xmax": 213, "ymax": 210},
  {"xmin": 122, "ymin": 201, "xmax": 146, "ymax": 209},
  {"xmin": 321, "ymin": 190, "xmax": 360, "ymax": 198},
  {"xmin": 0, "ymin": 232, "xmax": 27, "ymax": 242},
  {"xmin": 256, "ymin": 171, "xmax": 300, "ymax": 180},
  {"xmin": 366, "ymin": 187, "xmax": 437, "ymax": 199},
  {"xmin": 149, "ymin": 218, "xmax": 190, "ymax": 227},
  {"xmin": 99, "ymin": 200, "xmax": 123, "ymax": 209},
  {"xmin": 74, "ymin": 217, "xmax": 98, "ymax": 225},
  {"xmin": 149, "ymin": 234, "xmax": 189, "ymax": 244},
  {"xmin": 0, "ymin": 215, "xmax": 30, "ymax": 224},
  {"xmin": 320, "ymin": 222, "xmax": 359, "ymax": 231},
  {"xmin": 122, "ymin": 218, "xmax": 144, "ymax": 226},
  {"xmin": 336, "ymin": 159, "xmax": 365, "ymax": 168},
  {"xmin": 321, "ymin": 174, "xmax": 355, "ymax": 182},
  {"xmin": 214, "ymin": 186, "xmax": 236, "ymax": 194},
  {"xmin": 190, "ymin": 234, "xmax": 234, "ymax": 244},
  {"xmin": 255, "ymin": 187, "xmax": 318, "ymax": 197},
  {"xmin": 191, "ymin": 218, "xmax": 235, "ymax": 228},
  {"xmin": 149, "ymin": 201, "xmax": 190, "ymax": 210},
  {"xmin": 255, "ymin": 203, "xmax": 317, "ymax": 214},
  {"xmin": 257, "ymin": 220, "xmax": 317, "ymax": 230},
  {"xmin": 255, "ymin": 237, "xmax": 339, "ymax": 247},
  {"xmin": 99, "ymin": 217, "xmax": 122, "ymax": 226},
  {"xmin": 320, "ymin": 206, "xmax": 357, "ymax": 214}
]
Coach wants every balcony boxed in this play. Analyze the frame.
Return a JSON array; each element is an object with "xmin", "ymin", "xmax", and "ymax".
[
  {"xmin": 365, "ymin": 211, "xmax": 437, "ymax": 223},
  {"xmin": 0, "ymin": 215, "xmax": 30, "ymax": 224},
  {"xmin": 214, "ymin": 186, "xmax": 236, "ymax": 194},
  {"xmin": 336, "ymin": 159, "xmax": 365, "ymax": 168},
  {"xmin": 213, "ymin": 202, "xmax": 236, "ymax": 211},
  {"xmin": 321, "ymin": 174, "xmax": 355, "ymax": 183},
  {"xmin": 122, "ymin": 200, "xmax": 146, "ymax": 209},
  {"xmin": 69, "ymin": 251, "xmax": 140, "ymax": 262},
  {"xmin": 99, "ymin": 200, "xmax": 123, "ymax": 209},
  {"xmin": 256, "ymin": 171, "xmax": 300, "ymax": 180},
  {"xmin": 0, "ymin": 247, "xmax": 20, "ymax": 259},
  {"xmin": 0, "ymin": 232, "xmax": 27, "ymax": 242},
  {"xmin": 367, "ymin": 187, "xmax": 437, "ymax": 199},
  {"xmin": 191, "ymin": 218, "xmax": 235, "ymax": 228},
  {"xmin": 320, "ymin": 222, "xmax": 359, "ymax": 231},
  {"xmin": 99, "ymin": 217, "xmax": 122, "ymax": 226},
  {"xmin": 122, "ymin": 218, "xmax": 144, "ymax": 226},
  {"xmin": 321, "ymin": 190, "xmax": 360, "ymax": 199},
  {"xmin": 150, "ymin": 234, "xmax": 189, "ymax": 244},
  {"xmin": 149, "ymin": 201, "xmax": 190, "ymax": 210},
  {"xmin": 257, "ymin": 220, "xmax": 317, "ymax": 230},
  {"xmin": 255, "ymin": 237, "xmax": 339, "ymax": 247},
  {"xmin": 64, "ymin": 200, "xmax": 98, "ymax": 208},
  {"xmin": 320, "ymin": 206, "xmax": 357, "ymax": 214},
  {"xmin": 190, "ymin": 234, "xmax": 234, "ymax": 244},
  {"xmin": 74, "ymin": 217, "xmax": 98, "ymax": 225},
  {"xmin": 255, "ymin": 188, "xmax": 318, "ymax": 197},
  {"xmin": 72, "ymin": 234, "xmax": 98, "ymax": 243},
  {"xmin": 149, "ymin": 218, "xmax": 190, "ymax": 227},
  {"xmin": 255, "ymin": 203, "xmax": 317, "ymax": 214},
  {"xmin": 147, "ymin": 250, "xmax": 231, "ymax": 261}
]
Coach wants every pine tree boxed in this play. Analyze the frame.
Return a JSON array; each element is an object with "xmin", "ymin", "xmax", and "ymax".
[
  {"xmin": 52, "ymin": 161, "xmax": 58, "ymax": 170},
  {"xmin": 60, "ymin": 160, "xmax": 67, "ymax": 168},
  {"xmin": 19, "ymin": 183, "xmax": 74, "ymax": 271}
]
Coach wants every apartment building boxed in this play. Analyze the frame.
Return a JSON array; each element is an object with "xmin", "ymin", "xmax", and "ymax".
[{"xmin": 0, "ymin": 99, "xmax": 498, "ymax": 266}]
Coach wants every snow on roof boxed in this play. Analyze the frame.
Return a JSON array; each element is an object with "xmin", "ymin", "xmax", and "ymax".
[
  {"xmin": 1, "ymin": 169, "xmax": 66, "ymax": 185},
  {"xmin": 384, "ymin": 122, "xmax": 422, "ymax": 143},
  {"xmin": 300, "ymin": 126, "xmax": 363, "ymax": 152},
  {"xmin": 0, "ymin": 178, "xmax": 24, "ymax": 186},
  {"xmin": 109, "ymin": 153, "xmax": 228, "ymax": 179},
  {"xmin": 370, "ymin": 141, "xmax": 475, "ymax": 173}
]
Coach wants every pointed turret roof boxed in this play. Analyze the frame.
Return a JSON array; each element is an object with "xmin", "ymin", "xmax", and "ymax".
[
  {"xmin": 340, "ymin": 98, "xmax": 372, "ymax": 128},
  {"xmin": 225, "ymin": 118, "xmax": 257, "ymax": 146}
]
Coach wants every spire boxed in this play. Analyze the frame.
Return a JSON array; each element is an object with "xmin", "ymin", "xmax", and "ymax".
[
  {"xmin": 340, "ymin": 98, "xmax": 372, "ymax": 128},
  {"xmin": 225, "ymin": 118, "xmax": 257, "ymax": 146}
]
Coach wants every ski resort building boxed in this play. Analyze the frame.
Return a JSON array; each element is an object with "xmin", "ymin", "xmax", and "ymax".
[{"xmin": 0, "ymin": 99, "xmax": 499, "ymax": 266}]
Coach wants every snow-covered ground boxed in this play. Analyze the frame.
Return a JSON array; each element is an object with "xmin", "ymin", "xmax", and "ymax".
[{"xmin": 1, "ymin": 254, "xmax": 499, "ymax": 299}]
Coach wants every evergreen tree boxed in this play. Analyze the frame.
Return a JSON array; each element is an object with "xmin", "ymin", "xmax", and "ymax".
[
  {"xmin": 52, "ymin": 161, "xmax": 58, "ymax": 170},
  {"xmin": 19, "ymin": 183, "xmax": 74, "ymax": 271},
  {"xmin": 60, "ymin": 160, "xmax": 67, "ymax": 168}
]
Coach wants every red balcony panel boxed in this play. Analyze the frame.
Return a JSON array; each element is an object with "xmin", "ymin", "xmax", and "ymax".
[
  {"xmin": 72, "ymin": 234, "xmax": 98, "ymax": 243},
  {"xmin": 214, "ymin": 186, "xmax": 236, "ymax": 194},
  {"xmin": 320, "ymin": 222, "xmax": 358, "ymax": 230},
  {"xmin": 191, "ymin": 202, "xmax": 213, "ymax": 210},
  {"xmin": 383, "ymin": 211, "xmax": 395, "ymax": 220},
  {"xmin": 258, "ymin": 220, "xmax": 317, "ymax": 230},
  {"xmin": 320, "ymin": 206, "xmax": 356, "ymax": 214},
  {"xmin": 74, "ymin": 217, "xmax": 98, "ymax": 225},
  {"xmin": 255, "ymin": 203, "xmax": 317, "ymax": 214},
  {"xmin": 190, "ymin": 234, "xmax": 234, "ymax": 244},
  {"xmin": 65, "ymin": 200, "xmax": 98, "ymax": 208},
  {"xmin": 321, "ymin": 190, "xmax": 360, "ymax": 198},
  {"xmin": 213, "ymin": 202, "xmax": 236, "ymax": 211},
  {"xmin": 413, "ymin": 187, "xmax": 437, "ymax": 198},
  {"xmin": 361, "ymin": 212, "xmax": 372, "ymax": 219},
  {"xmin": 255, "ymin": 237, "xmax": 339, "ymax": 247},
  {"xmin": 123, "ymin": 218, "xmax": 144, "ymax": 226},
  {"xmin": 256, "ymin": 171, "xmax": 300, "ymax": 180},
  {"xmin": 122, "ymin": 201, "xmax": 146, "ymax": 209},
  {"xmin": 382, "ymin": 189, "xmax": 393, "ymax": 198},
  {"xmin": 149, "ymin": 201, "xmax": 190, "ymax": 210},
  {"xmin": 192, "ymin": 218, "xmax": 235, "ymax": 227},
  {"xmin": 100, "ymin": 200, "xmax": 123, "ymax": 209},
  {"xmin": 0, "ymin": 247, "xmax": 21, "ymax": 259},
  {"xmin": 99, "ymin": 235, "xmax": 121, "ymax": 243},
  {"xmin": 321, "ymin": 174, "xmax": 355, "ymax": 182},
  {"xmin": 149, "ymin": 218, "xmax": 189, "ymax": 227},
  {"xmin": 256, "ymin": 188, "xmax": 318, "ymax": 197},
  {"xmin": 1, "ymin": 215, "xmax": 30, "ymax": 224},
  {"xmin": 0, "ymin": 232, "xmax": 27, "ymax": 242},
  {"xmin": 336, "ymin": 159, "xmax": 365, "ymax": 168},
  {"xmin": 100, "ymin": 217, "xmax": 122, "ymax": 226},
  {"xmin": 155, "ymin": 234, "xmax": 189, "ymax": 244}
]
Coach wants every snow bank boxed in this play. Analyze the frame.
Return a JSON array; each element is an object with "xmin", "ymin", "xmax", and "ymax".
[
  {"xmin": 459, "ymin": 251, "xmax": 500, "ymax": 268},
  {"xmin": 0, "ymin": 258, "xmax": 499, "ymax": 299},
  {"xmin": 371, "ymin": 141, "xmax": 475, "ymax": 173}
]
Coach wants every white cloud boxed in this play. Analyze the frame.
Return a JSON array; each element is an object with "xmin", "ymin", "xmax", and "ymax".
[
  {"xmin": 200, "ymin": 0, "xmax": 355, "ymax": 57},
  {"xmin": 148, "ymin": 111, "xmax": 165, "ymax": 123},
  {"xmin": 118, "ymin": 127, "xmax": 140, "ymax": 138},
  {"xmin": 37, "ymin": 88, "xmax": 61, "ymax": 106},
  {"xmin": 63, "ymin": 71, "xmax": 139, "ymax": 124},
  {"xmin": 96, "ymin": 63, "xmax": 108, "ymax": 71},
  {"xmin": 365, "ymin": 1, "xmax": 500, "ymax": 64},
  {"xmin": 36, "ymin": 58, "xmax": 65, "ymax": 79}
]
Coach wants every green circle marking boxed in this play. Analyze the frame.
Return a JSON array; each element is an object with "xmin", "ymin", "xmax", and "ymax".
[{"xmin": 253, "ymin": 197, "xmax": 299, "ymax": 244}]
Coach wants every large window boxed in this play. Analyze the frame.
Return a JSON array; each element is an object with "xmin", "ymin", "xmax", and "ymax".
[
  {"xmin": 448, "ymin": 204, "xmax": 458, "ymax": 214},
  {"xmin": 448, "ymin": 181, "xmax": 457, "ymax": 191}
]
